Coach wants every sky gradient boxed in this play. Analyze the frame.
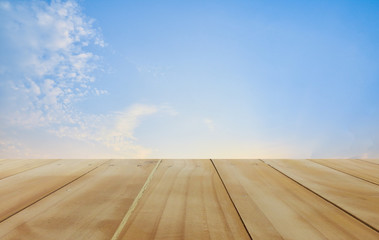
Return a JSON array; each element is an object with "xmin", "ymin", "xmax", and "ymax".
[{"xmin": 0, "ymin": 0, "xmax": 378, "ymax": 158}]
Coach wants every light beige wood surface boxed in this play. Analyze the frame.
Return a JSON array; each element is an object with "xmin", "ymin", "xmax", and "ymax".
[
  {"xmin": 116, "ymin": 159, "xmax": 250, "ymax": 240},
  {"xmin": 264, "ymin": 159, "xmax": 379, "ymax": 231},
  {"xmin": 0, "ymin": 159, "xmax": 158, "ymax": 240},
  {"xmin": 311, "ymin": 159, "xmax": 379, "ymax": 185},
  {"xmin": 0, "ymin": 159, "xmax": 107, "ymax": 222},
  {"xmin": 0, "ymin": 159, "xmax": 57, "ymax": 180},
  {"xmin": 361, "ymin": 159, "xmax": 379, "ymax": 165},
  {"xmin": 0, "ymin": 159, "xmax": 378, "ymax": 239},
  {"xmin": 213, "ymin": 159, "xmax": 379, "ymax": 240}
]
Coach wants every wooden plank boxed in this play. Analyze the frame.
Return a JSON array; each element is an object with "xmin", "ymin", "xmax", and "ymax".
[
  {"xmin": 361, "ymin": 159, "xmax": 379, "ymax": 165},
  {"xmin": 116, "ymin": 159, "xmax": 250, "ymax": 240},
  {"xmin": 0, "ymin": 159, "xmax": 107, "ymax": 222},
  {"xmin": 264, "ymin": 159, "xmax": 379, "ymax": 231},
  {"xmin": 0, "ymin": 159, "xmax": 158, "ymax": 240},
  {"xmin": 311, "ymin": 159, "xmax": 379, "ymax": 185},
  {"xmin": 213, "ymin": 159, "xmax": 379, "ymax": 240},
  {"xmin": 0, "ymin": 159, "xmax": 58, "ymax": 180}
]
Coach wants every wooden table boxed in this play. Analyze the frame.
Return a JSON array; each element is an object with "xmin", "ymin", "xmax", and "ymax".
[{"xmin": 0, "ymin": 159, "xmax": 378, "ymax": 239}]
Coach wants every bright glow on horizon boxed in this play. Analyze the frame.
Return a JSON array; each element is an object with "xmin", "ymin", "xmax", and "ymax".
[{"xmin": 0, "ymin": 0, "xmax": 378, "ymax": 158}]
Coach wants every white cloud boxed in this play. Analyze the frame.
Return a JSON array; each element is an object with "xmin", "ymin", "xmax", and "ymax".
[
  {"xmin": 93, "ymin": 88, "xmax": 108, "ymax": 96},
  {"xmin": 112, "ymin": 104, "xmax": 158, "ymax": 140},
  {"xmin": 46, "ymin": 104, "xmax": 161, "ymax": 158},
  {"xmin": 0, "ymin": 0, "xmax": 104, "ymax": 127},
  {"xmin": 0, "ymin": 0, "xmax": 174, "ymax": 158}
]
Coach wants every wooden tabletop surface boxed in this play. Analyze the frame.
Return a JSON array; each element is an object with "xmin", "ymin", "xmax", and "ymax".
[{"xmin": 0, "ymin": 159, "xmax": 378, "ymax": 239}]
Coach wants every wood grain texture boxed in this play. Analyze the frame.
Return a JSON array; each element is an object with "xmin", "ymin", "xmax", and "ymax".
[
  {"xmin": 311, "ymin": 159, "xmax": 379, "ymax": 185},
  {"xmin": 0, "ymin": 159, "xmax": 107, "ymax": 222},
  {"xmin": 264, "ymin": 159, "xmax": 379, "ymax": 231},
  {"xmin": 0, "ymin": 159, "xmax": 158, "ymax": 240},
  {"xmin": 0, "ymin": 159, "xmax": 378, "ymax": 239},
  {"xmin": 116, "ymin": 159, "xmax": 250, "ymax": 240},
  {"xmin": 0, "ymin": 159, "xmax": 58, "ymax": 180},
  {"xmin": 361, "ymin": 159, "xmax": 379, "ymax": 165},
  {"xmin": 213, "ymin": 159, "xmax": 379, "ymax": 240}
]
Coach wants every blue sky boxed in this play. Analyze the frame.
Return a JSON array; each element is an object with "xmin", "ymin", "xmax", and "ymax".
[{"xmin": 0, "ymin": 0, "xmax": 378, "ymax": 158}]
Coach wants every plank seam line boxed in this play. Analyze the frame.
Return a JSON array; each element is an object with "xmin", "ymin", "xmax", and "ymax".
[
  {"xmin": 0, "ymin": 159, "xmax": 61, "ymax": 181},
  {"xmin": 309, "ymin": 159, "xmax": 379, "ymax": 186},
  {"xmin": 260, "ymin": 159, "xmax": 379, "ymax": 233},
  {"xmin": 356, "ymin": 159, "xmax": 379, "ymax": 166},
  {"xmin": 111, "ymin": 159, "xmax": 162, "ymax": 240},
  {"xmin": 0, "ymin": 159, "xmax": 110, "ymax": 224},
  {"xmin": 210, "ymin": 159, "xmax": 254, "ymax": 240}
]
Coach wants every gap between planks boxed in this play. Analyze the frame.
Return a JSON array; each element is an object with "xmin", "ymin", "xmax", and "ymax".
[
  {"xmin": 261, "ymin": 159, "xmax": 379, "ymax": 234},
  {"xmin": 0, "ymin": 159, "xmax": 111, "ymax": 224},
  {"xmin": 309, "ymin": 159, "xmax": 379, "ymax": 186},
  {"xmin": 0, "ymin": 159, "xmax": 60, "ymax": 181},
  {"xmin": 358, "ymin": 159, "xmax": 379, "ymax": 165},
  {"xmin": 210, "ymin": 159, "xmax": 254, "ymax": 240},
  {"xmin": 111, "ymin": 159, "xmax": 163, "ymax": 240}
]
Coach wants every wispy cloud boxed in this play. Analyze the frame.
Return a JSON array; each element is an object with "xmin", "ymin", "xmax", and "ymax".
[
  {"xmin": 203, "ymin": 118, "xmax": 215, "ymax": 131},
  {"xmin": 0, "ymin": 0, "xmax": 173, "ymax": 158},
  {"xmin": 47, "ymin": 104, "xmax": 162, "ymax": 158},
  {"xmin": 0, "ymin": 0, "xmax": 104, "ymax": 127}
]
